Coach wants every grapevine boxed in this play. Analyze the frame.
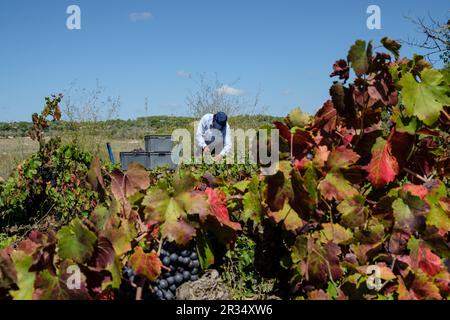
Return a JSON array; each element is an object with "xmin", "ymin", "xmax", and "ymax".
[{"xmin": 0, "ymin": 38, "xmax": 449, "ymax": 300}]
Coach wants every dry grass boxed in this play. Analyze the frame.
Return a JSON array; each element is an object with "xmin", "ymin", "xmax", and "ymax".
[
  {"xmin": 0, "ymin": 136, "xmax": 143, "ymax": 179},
  {"xmin": 0, "ymin": 137, "xmax": 39, "ymax": 179}
]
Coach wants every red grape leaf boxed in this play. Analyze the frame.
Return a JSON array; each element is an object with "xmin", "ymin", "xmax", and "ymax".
[
  {"xmin": 273, "ymin": 121, "xmax": 292, "ymax": 141},
  {"xmin": 388, "ymin": 230, "xmax": 410, "ymax": 255},
  {"xmin": 94, "ymin": 237, "xmax": 116, "ymax": 270},
  {"xmin": 128, "ymin": 247, "xmax": 162, "ymax": 282},
  {"xmin": 307, "ymin": 239, "xmax": 343, "ymax": 284},
  {"xmin": 408, "ymin": 270, "xmax": 442, "ymax": 300},
  {"xmin": 205, "ymin": 188, "xmax": 241, "ymax": 231},
  {"xmin": 381, "ymin": 37, "xmax": 401, "ymax": 59},
  {"xmin": 307, "ymin": 289, "xmax": 329, "ymax": 300},
  {"xmin": 0, "ymin": 249, "xmax": 17, "ymax": 288},
  {"xmin": 312, "ymin": 100, "xmax": 337, "ymax": 133},
  {"xmin": 111, "ymin": 163, "xmax": 150, "ymax": 202},
  {"xmin": 87, "ymin": 157, "xmax": 105, "ymax": 192},
  {"xmin": 312, "ymin": 145, "xmax": 330, "ymax": 168},
  {"xmin": 389, "ymin": 129, "xmax": 414, "ymax": 170},
  {"xmin": 17, "ymin": 239, "xmax": 39, "ymax": 255},
  {"xmin": 274, "ymin": 122, "xmax": 315, "ymax": 158},
  {"xmin": 364, "ymin": 137, "xmax": 399, "ymax": 188},
  {"xmin": 33, "ymin": 265, "xmax": 91, "ymax": 300},
  {"xmin": 160, "ymin": 219, "xmax": 196, "ymax": 245},
  {"xmin": 318, "ymin": 171, "xmax": 359, "ymax": 201},
  {"xmin": 357, "ymin": 263, "xmax": 396, "ymax": 281},
  {"xmin": 407, "ymin": 238, "xmax": 443, "ymax": 277},
  {"xmin": 402, "ymin": 184, "xmax": 428, "ymax": 199},
  {"xmin": 265, "ymin": 161, "xmax": 294, "ymax": 211},
  {"xmin": 336, "ymin": 195, "xmax": 368, "ymax": 228},
  {"xmin": 350, "ymin": 242, "xmax": 382, "ymax": 265},
  {"xmin": 327, "ymin": 145, "xmax": 360, "ymax": 169},
  {"xmin": 330, "ymin": 59, "xmax": 350, "ymax": 80}
]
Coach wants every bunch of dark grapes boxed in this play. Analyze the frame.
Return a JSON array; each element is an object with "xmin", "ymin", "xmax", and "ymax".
[
  {"xmin": 117, "ymin": 242, "xmax": 201, "ymax": 300},
  {"xmin": 117, "ymin": 266, "xmax": 139, "ymax": 300},
  {"xmin": 154, "ymin": 242, "xmax": 201, "ymax": 300},
  {"xmin": 39, "ymin": 167, "xmax": 57, "ymax": 187}
]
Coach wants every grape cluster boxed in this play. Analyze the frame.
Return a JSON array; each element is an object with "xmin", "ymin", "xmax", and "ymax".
[
  {"xmin": 117, "ymin": 266, "xmax": 139, "ymax": 300},
  {"xmin": 154, "ymin": 243, "xmax": 201, "ymax": 300},
  {"xmin": 39, "ymin": 167, "xmax": 57, "ymax": 187}
]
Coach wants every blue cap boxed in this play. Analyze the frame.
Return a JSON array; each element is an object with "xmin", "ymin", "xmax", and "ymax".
[{"xmin": 212, "ymin": 112, "xmax": 228, "ymax": 130}]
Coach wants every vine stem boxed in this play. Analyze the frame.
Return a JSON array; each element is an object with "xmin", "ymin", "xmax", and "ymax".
[
  {"xmin": 403, "ymin": 167, "xmax": 428, "ymax": 183},
  {"xmin": 442, "ymin": 109, "xmax": 450, "ymax": 122},
  {"xmin": 157, "ymin": 235, "xmax": 163, "ymax": 255},
  {"xmin": 135, "ymin": 278, "xmax": 145, "ymax": 300},
  {"xmin": 227, "ymin": 195, "xmax": 243, "ymax": 201},
  {"xmin": 134, "ymin": 232, "xmax": 148, "ymax": 243}
]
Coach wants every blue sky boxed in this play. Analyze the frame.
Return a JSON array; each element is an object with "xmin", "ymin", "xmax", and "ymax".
[{"xmin": 0, "ymin": 0, "xmax": 448, "ymax": 121}]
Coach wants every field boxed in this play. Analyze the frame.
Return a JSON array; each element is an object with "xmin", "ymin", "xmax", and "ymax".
[
  {"xmin": 0, "ymin": 39, "xmax": 449, "ymax": 301},
  {"xmin": 0, "ymin": 137, "xmax": 142, "ymax": 180},
  {"xmin": 0, "ymin": 115, "xmax": 280, "ymax": 179}
]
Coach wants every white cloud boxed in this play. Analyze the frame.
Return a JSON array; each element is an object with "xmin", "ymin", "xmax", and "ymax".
[
  {"xmin": 176, "ymin": 70, "xmax": 191, "ymax": 78},
  {"xmin": 129, "ymin": 12, "xmax": 153, "ymax": 22},
  {"xmin": 216, "ymin": 85, "xmax": 244, "ymax": 96}
]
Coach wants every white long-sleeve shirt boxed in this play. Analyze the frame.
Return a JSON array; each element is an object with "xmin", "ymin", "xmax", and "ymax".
[{"xmin": 196, "ymin": 113, "xmax": 232, "ymax": 157}]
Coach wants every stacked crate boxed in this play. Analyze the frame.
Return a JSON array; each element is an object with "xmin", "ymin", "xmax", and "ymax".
[{"xmin": 120, "ymin": 135, "xmax": 176, "ymax": 171}]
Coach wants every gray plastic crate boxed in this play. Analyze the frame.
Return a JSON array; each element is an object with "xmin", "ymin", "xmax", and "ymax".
[
  {"xmin": 120, "ymin": 152, "xmax": 151, "ymax": 171},
  {"xmin": 145, "ymin": 135, "xmax": 173, "ymax": 153},
  {"xmin": 149, "ymin": 152, "xmax": 177, "ymax": 170}
]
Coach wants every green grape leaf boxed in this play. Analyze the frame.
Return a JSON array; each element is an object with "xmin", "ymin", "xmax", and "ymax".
[
  {"xmin": 241, "ymin": 176, "xmax": 263, "ymax": 223},
  {"xmin": 399, "ymin": 69, "xmax": 450, "ymax": 125},
  {"xmin": 424, "ymin": 181, "xmax": 450, "ymax": 233},
  {"xmin": 392, "ymin": 196, "xmax": 427, "ymax": 234},
  {"xmin": 337, "ymin": 195, "xmax": 368, "ymax": 228},
  {"xmin": 233, "ymin": 180, "xmax": 251, "ymax": 193},
  {"xmin": 196, "ymin": 230, "xmax": 215, "ymax": 269},
  {"xmin": 318, "ymin": 171, "xmax": 359, "ymax": 201},
  {"xmin": 9, "ymin": 250, "xmax": 36, "ymax": 300},
  {"xmin": 319, "ymin": 223, "xmax": 353, "ymax": 245},
  {"xmin": 286, "ymin": 107, "xmax": 310, "ymax": 128},
  {"xmin": 347, "ymin": 40, "xmax": 370, "ymax": 76},
  {"xmin": 102, "ymin": 215, "xmax": 136, "ymax": 256},
  {"xmin": 268, "ymin": 200, "xmax": 304, "ymax": 232},
  {"xmin": 57, "ymin": 218, "xmax": 97, "ymax": 264}
]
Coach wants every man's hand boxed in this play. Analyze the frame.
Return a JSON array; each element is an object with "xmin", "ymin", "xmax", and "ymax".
[
  {"xmin": 203, "ymin": 146, "xmax": 210, "ymax": 154},
  {"xmin": 213, "ymin": 154, "xmax": 223, "ymax": 162}
]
